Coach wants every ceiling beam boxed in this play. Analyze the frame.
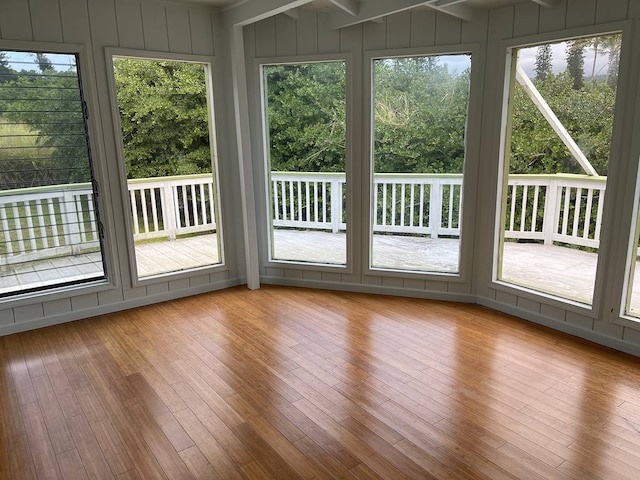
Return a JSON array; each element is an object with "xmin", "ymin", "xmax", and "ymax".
[
  {"xmin": 530, "ymin": 0, "xmax": 560, "ymax": 7},
  {"xmin": 284, "ymin": 7, "xmax": 300, "ymax": 20},
  {"xmin": 329, "ymin": 0, "xmax": 429, "ymax": 29},
  {"xmin": 222, "ymin": 0, "xmax": 313, "ymax": 26},
  {"xmin": 328, "ymin": 0, "xmax": 360, "ymax": 16},
  {"xmin": 425, "ymin": 1, "xmax": 477, "ymax": 21}
]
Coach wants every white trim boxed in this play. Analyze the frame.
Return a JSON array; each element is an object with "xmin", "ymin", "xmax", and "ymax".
[
  {"xmin": 256, "ymin": 53, "xmax": 354, "ymax": 274},
  {"xmin": 362, "ymin": 43, "xmax": 481, "ymax": 284},
  {"xmin": 103, "ymin": 47, "xmax": 228, "ymax": 287}
]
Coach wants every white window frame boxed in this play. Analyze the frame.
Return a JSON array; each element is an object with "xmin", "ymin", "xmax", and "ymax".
[
  {"xmin": 363, "ymin": 44, "xmax": 481, "ymax": 283},
  {"xmin": 105, "ymin": 48, "xmax": 226, "ymax": 287},
  {"xmin": 257, "ymin": 54, "xmax": 353, "ymax": 273},
  {"xmin": 491, "ymin": 22, "xmax": 632, "ymax": 317}
]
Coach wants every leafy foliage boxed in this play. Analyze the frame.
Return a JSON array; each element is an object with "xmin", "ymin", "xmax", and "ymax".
[
  {"xmin": 535, "ymin": 45, "xmax": 552, "ymax": 82},
  {"xmin": 113, "ymin": 58, "xmax": 213, "ymax": 179},
  {"xmin": 372, "ymin": 57, "xmax": 470, "ymax": 174},
  {"xmin": 264, "ymin": 62, "xmax": 346, "ymax": 172},
  {"xmin": 0, "ymin": 56, "xmax": 90, "ymax": 189}
]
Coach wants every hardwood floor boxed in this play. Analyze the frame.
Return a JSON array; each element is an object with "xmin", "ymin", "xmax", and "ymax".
[{"xmin": 2, "ymin": 285, "xmax": 640, "ymax": 479}]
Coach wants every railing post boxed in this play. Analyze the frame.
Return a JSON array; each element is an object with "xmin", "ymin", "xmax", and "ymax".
[
  {"xmin": 61, "ymin": 191, "xmax": 82, "ymax": 253},
  {"xmin": 429, "ymin": 179, "xmax": 442, "ymax": 239},
  {"xmin": 162, "ymin": 182, "xmax": 177, "ymax": 241},
  {"xmin": 331, "ymin": 176, "xmax": 341, "ymax": 233},
  {"xmin": 541, "ymin": 178, "xmax": 559, "ymax": 245}
]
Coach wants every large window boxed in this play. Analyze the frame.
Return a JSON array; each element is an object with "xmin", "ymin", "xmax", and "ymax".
[
  {"xmin": 496, "ymin": 34, "xmax": 622, "ymax": 305},
  {"xmin": 110, "ymin": 56, "xmax": 223, "ymax": 279},
  {"xmin": 370, "ymin": 54, "xmax": 471, "ymax": 273},
  {"xmin": 0, "ymin": 49, "xmax": 106, "ymax": 297},
  {"xmin": 262, "ymin": 61, "xmax": 347, "ymax": 265}
]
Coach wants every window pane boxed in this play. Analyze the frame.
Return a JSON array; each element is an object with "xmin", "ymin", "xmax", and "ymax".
[
  {"xmin": 111, "ymin": 57, "xmax": 223, "ymax": 279},
  {"xmin": 496, "ymin": 34, "xmax": 621, "ymax": 305},
  {"xmin": 0, "ymin": 50, "xmax": 106, "ymax": 297},
  {"xmin": 371, "ymin": 55, "xmax": 471, "ymax": 273},
  {"xmin": 263, "ymin": 62, "xmax": 347, "ymax": 265}
]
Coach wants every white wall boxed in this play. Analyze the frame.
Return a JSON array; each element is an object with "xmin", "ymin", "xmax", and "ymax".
[{"xmin": 0, "ymin": 0, "xmax": 247, "ymax": 335}]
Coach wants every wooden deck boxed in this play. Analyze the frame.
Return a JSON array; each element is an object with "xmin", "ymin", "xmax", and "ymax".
[
  {"xmin": 2, "ymin": 231, "xmax": 639, "ymax": 311},
  {"xmin": 2, "ymin": 285, "xmax": 640, "ymax": 479}
]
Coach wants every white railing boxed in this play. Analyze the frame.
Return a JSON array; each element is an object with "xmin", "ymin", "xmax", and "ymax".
[
  {"xmin": 0, "ymin": 174, "xmax": 217, "ymax": 266},
  {"xmin": 504, "ymin": 174, "xmax": 606, "ymax": 248},
  {"xmin": 1, "ymin": 172, "xmax": 608, "ymax": 267},
  {"xmin": 128, "ymin": 174, "xmax": 216, "ymax": 241},
  {"xmin": 0, "ymin": 184, "xmax": 100, "ymax": 266},
  {"xmin": 272, "ymin": 172, "xmax": 607, "ymax": 247}
]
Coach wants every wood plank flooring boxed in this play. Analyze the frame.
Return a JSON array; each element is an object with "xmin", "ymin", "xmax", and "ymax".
[{"xmin": 2, "ymin": 285, "xmax": 640, "ymax": 479}]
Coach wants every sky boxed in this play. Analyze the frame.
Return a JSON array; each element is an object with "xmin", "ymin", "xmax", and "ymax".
[
  {"xmin": 517, "ymin": 41, "xmax": 612, "ymax": 79},
  {"xmin": 3, "ymin": 51, "xmax": 77, "ymax": 71}
]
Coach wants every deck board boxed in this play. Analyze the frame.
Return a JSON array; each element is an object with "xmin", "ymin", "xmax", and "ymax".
[{"xmin": 2, "ymin": 231, "xmax": 639, "ymax": 312}]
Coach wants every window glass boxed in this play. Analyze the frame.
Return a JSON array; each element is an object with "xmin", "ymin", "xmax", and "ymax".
[
  {"xmin": 0, "ymin": 50, "xmax": 106, "ymax": 297},
  {"xmin": 370, "ymin": 54, "xmax": 471, "ymax": 273},
  {"xmin": 262, "ymin": 61, "xmax": 347, "ymax": 265},
  {"xmin": 496, "ymin": 34, "xmax": 621, "ymax": 305},
  {"xmin": 111, "ymin": 57, "xmax": 223, "ymax": 279}
]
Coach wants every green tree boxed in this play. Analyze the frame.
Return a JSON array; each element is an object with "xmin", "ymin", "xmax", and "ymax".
[
  {"xmin": 566, "ymin": 41, "xmax": 585, "ymax": 89},
  {"xmin": 113, "ymin": 58, "xmax": 213, "ymax": 179},
  {"xmin": 34, "ymin": 53, "xmax": 54, "ymax": 72},
  {"xmin": 1, "ymin": 54, "xmax": 90, "ymax": 188},
  {"xmin": 372, "ymin": 57, "xmax": 470, "ymax": 174},
  {"xmin": 0, "ymin": 52, "xmax": 14, "ymax": 82},
  {"xmin": 265, "ymin": 62, "xmax": 346, "ymax": 172},
  {"xmin": 534, "ymin": 45, "xmax": 552, "ymax": 82},
  {"xmin": 510, "ymin": 72, "xmax": 616, "ymax": 176}
]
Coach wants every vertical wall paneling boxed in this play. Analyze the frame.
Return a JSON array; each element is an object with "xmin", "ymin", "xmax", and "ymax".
[
  {"xmin": 70, "ymin": 293, "xmax": 99, "ymax": 312},
  {"xmin": 363, "ymin": 19, "xmax": 386, "ymax": 51},
  {"xmin": 98, "ymin": 289, "xmax": 124, "ymax": 306},
  {"xmin": 169, "ymin": 278, "xmax": 191, "ymax": 292},
  {"xmin": 43, "ymin": 299, "xmax": 72, "ymax": 318},
  {"xmin": 340, "ymin": 24, "xmax": 363, "ymax": 286},
  {"xmin": 566, "ymin": 311, "xmax": 595, "ymax": 330},
  {"xmin": 190, "ymin": 10, "xmax": 214, "ymax": 56},
  {"xmin": 141, "ymin": 2, "xmax": 169, "ymax": 52},
  {"xmin": 275, "ymin": 14, "xmax": 297, "ymax": 56},
  {"xmin": 410, "ymin": 9, "xmax": 436, "ymax": 48},
  {"xmin": 189, "ymin": 274, "xmax": 211, "ymax": 288},
  {"xmin": 516, "ymin": 296, "xmax": 541, "ymax": 314},
  {"xmin": 565, "ymin": 0, "xmax": 597, "ymax": 29},
  {"xmin": 0, "ymin": 0, "xmax": 33, "ymax": 41},
  {"xmin": 434, "ymin": 12, "xmax": 462, "ymax": 46},
  {"xmin": 28, "ymin": 0, "xmax": 63, "ymax": 43},
  {"xmin": 513, "ymin": 2, "xmax": 540, "ymax": 38},
  {"xmin": 474, "ymin": 5, "xmax": 514, "ymax": 300},
  {"xmin": 115, "ymin": 0, "xmax": 145, "ymax": 49},
  {"xmin": 254, "ymin": 17, "xmax": 276, "ymax": 57},
  {"xmin": 629, "ymin": 0, "xmax": 640, "ymax": 18},
  {"xmin": 87, "ymin": 0, "xmax": 119, "ymax": 51},
  {"xmin": 146, "ymin": 282, "xmax": 170, "ymax": 297},
  {"xmin": 317, "ymin": 13, "xmax": 340, "ymax": 54},
  {"xmin": 13, "ymin": 304, "xmax": 45, "ymax": 323},
  {"xmin": 0, "ymin": 309, "xmax": 15, "ymax": 327},
  {"xmin": 296, "ymin": 12, "xmax": 318, "ymax": 55},
  {"xmin": 595, "ymin": 0, "xmax": 629, "ymax": 24},
  {"xmin": 302, "ymin": 270, "xmax": 323, "ymax": 282},
  {"xmin": 540, "ymin": 303, "xmax": 567, "ymax": 322},
  {"xmin": 623, "ymin": 326, "xmax": 640, "ymax": 343},
  {"xmin": 382, "ymin": 277, "xmax": 404, "ymax": 289},
  {"xmin": 403, "ymin": 278, "xmax": 426, "ymax": 291},
  {"xmin": 166, "ymin": 4, "xmax": 192, "ymax": 54},
  {"xmin": 386, "ymin": 12, "xmax": 412, "ymax": 50},
  {"xmin": 537, "ymin": 0, "xmax": 568, "ymax": 34},
  {"xmin": 424, "ymin": 280, "xmax": 448, "ymax": 292},
  {"xmin": 461, "ymin": 9, "xmax": 488, "ymax": 44},
  {"xmin": 59, "ymin": 0, "xmax": 92, "ymax": 44}
]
